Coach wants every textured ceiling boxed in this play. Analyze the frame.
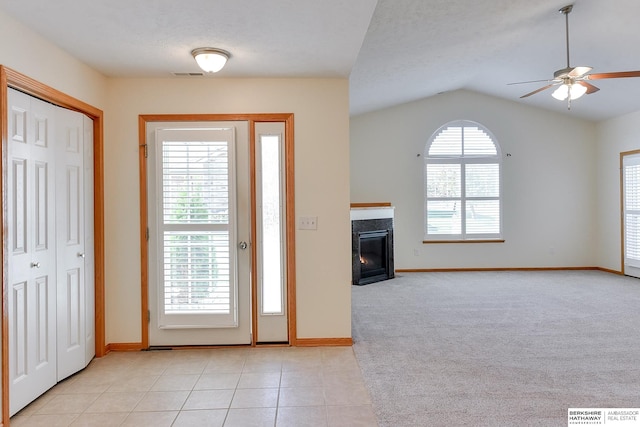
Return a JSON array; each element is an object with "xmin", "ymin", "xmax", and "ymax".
[
  {"xmin": 1, "ymin": 0, "xmax": 640, "ymax": 121},
  {"xmin": 351, "ymin": 0, "xmax": 640, "ymax": 120},
  {"xmin": 0, "ymin": 0, "xmax": 377, "ymax": 77}
]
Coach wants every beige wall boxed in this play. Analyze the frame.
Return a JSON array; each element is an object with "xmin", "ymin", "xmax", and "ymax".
[
  {"xmin": 0, "ymin": 9, "xmax": 107, "ymax": 109},
  {"xmin": 2, "ymin": 6, "xmax": 352, "ymax": 352},
  {"xmin": 1, "ymin": 7, "xmax": 108, "ymax": 420},
  {"xmin": 104, "ymin": 78, "xmax": 352, "ymax": 343}
]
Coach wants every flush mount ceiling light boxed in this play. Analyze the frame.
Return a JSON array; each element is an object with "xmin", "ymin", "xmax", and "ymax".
[{"xmin": 191, "ymin": 47, "xmax": 230, "ymax": 73}]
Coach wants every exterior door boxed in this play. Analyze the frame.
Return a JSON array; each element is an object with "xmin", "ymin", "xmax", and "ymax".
[
  {"xmin": 147, "ymin": 122, "xmax": 251, "ymax": 346},
  {"xmin": 7, "ymin": 89, "xmax": 58, "ymax": 416}
]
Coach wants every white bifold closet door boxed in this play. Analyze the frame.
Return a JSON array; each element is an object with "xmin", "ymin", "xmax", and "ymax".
[{"xmin": 7, "ymin": 88, "xmax": 95, "ymax": 416}]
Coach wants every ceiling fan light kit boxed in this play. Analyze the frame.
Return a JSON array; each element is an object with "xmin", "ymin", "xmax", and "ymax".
[
  {"xmin": 551, "ymin": 82, "xmax": 587, "ymax": 101},
  {"xmin": 509, "ymin": 4, "xmax": 640, "ymax": 109}
]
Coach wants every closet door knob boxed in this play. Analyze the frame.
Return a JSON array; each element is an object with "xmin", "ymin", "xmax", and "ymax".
[
  {"xmin": 31, "ymin": 262, "xmax": 41, "ymax": 268},
  {"xmin": 78, "ymin": 253, "xmax": 85, "ymax": 258}
]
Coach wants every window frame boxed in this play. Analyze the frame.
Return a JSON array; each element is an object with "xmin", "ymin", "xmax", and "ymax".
[{"xmin": 424, "ymin": 120, "xmax": 503, "ymax": 242}]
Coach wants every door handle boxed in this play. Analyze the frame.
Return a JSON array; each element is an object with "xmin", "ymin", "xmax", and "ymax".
[
  {"xmin": 31, "ymin": 262, "xmax": 41, "ymax": 268},
  {"xmin": 239, "ymin": 241, "xmax": 248, "ymax": 250},
  {"xmin": 78, "ymin": 252, "xmax": 85, "ymax": 258}
]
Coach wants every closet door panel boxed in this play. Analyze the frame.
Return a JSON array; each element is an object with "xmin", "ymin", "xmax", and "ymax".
[
  {"xmin": 56, "ymin": 107, "xmax": 86, "ymax": 381},
  {"xmin": 83, "ymin": 115, "xmax": 96, "ymax": 363},
  {"xmin": 35, "ymin": 276, "xmax": 52, "ymax": 366},
  {"xmin": 7, "ymin": 88, "xmax": 57, "ymax": 416},
  {"xmin": 34, "ymin": 162, "xmax": 48, "ymax": 248},
  {"xmin": 11, "ymin": 158, "xmax": 27, "ymax": 254},
  {"xmin": 63, "ymin": 268, "xmax": 82, "ymax": 348},
  {"xmin": 11, "ymin": 282, "xmax": 27, "ymax": 378},
  {"xmin": 30, "ymin": 97, "xmax": 58, "ymax": 399}
]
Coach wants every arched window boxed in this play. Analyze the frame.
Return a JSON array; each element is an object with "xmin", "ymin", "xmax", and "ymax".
[{"xmin": 424, "ymin": 120, "xmax": 502, "ymax": 241}]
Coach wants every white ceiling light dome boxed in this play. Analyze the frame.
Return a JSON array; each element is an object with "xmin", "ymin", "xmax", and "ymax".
[{"xmin": 191, "ymin": 47, "xmax": 230, "ymax": 73}]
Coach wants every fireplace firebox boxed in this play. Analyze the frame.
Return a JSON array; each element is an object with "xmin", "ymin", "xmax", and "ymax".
[{"xmin": 352, "ymin": 217, "xmax": 394, "ymax": 285}]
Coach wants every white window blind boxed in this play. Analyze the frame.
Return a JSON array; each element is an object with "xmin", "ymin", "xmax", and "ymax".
[
  {"xmin": 425, "ymin": 120, "xmax": 502, "ymax": 240},
  {"xmin": 154, "ymin": 128, "xmax": 238, "ymax": 329},
  {"xmin": 623, "ymin": 154, "xmax": 640, "ymax": 270},
  {"xmin": 161, "ymin": 140, "xmax": 231, "ymax": 314},
  {"xmin": 162, "ymin": 141, "xmax": 229, "ymax": 225}
]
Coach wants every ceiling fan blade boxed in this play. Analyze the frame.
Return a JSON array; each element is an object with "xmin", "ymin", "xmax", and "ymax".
[
  {"xmin": 508, "ymin": 78, "xmax": 555, "ymax": 86},
  {"xmin": 520, "ymin": 84, "xmax": 555, "ymax": 98},
  {"xmin": 586, "ymin": 71, "xmax": 640, "ymax": 80},
  {"xmin": 568, "ymin": 66, "xmax": 592, "ymax": 78},
  {"xmin": 576, "ymin": 81, "xmax": 599, "ymax": 94}
]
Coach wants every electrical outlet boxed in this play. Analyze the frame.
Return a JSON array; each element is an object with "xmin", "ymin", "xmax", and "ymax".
[{"xmin": 299, "ymin": 216, "xmax": 318, "ymax": 230}]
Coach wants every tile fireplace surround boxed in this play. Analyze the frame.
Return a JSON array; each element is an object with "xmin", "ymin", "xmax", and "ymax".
[{"xmin": 350, "ymin": 204, "xmax": 395, "ymax": 286}]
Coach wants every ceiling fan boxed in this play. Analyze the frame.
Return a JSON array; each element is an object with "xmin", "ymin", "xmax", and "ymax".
[{"xmin": 509, "ymin": 4, "xmax": 640, "ymax": 109}]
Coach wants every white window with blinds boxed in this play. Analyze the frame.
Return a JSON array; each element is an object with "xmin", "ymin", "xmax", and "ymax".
[
  {"xmin": 155, "ymin": 128, "xmax": 238, "ymax": 328},
  {"xmin": 424, "ymin": 120, "xmax": 502, "ymax": 240},
  {"xmin": 623, "ymin": 152, "xmax": 640, "ymax": 278}
]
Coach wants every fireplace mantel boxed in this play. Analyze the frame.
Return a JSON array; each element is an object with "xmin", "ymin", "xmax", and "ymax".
[{"xmin": 350, "ymin": 203, "xmax": 394, "ymax": 221}]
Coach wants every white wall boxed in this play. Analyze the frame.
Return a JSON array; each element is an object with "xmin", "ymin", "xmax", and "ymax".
[
  {"xmin": 350, "ymin": 90, "xmax": 598, "ymax": 269},
  {"xmin": 596, "ymin": 110, "xmax": 640, "ymax": 272},
  {"xmin": 104, "ymin": 77, "xmax": 352, "ymax": 343}
]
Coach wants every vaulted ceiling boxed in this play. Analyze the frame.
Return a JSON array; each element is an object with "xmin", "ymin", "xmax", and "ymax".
[{"xmin": 2, "ymin": 0, "xmax": 639, "ymax": 121}]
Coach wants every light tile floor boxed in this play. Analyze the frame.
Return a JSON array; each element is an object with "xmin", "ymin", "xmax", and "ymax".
[{"xmin": 10, "ymin": 346, "xmax": 379, "ymax": 427}]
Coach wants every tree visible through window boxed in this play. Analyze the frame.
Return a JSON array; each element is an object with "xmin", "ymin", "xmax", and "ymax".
[{"xmin": 424, "ymin": 120, "xmax": 502, "ymax": 240}]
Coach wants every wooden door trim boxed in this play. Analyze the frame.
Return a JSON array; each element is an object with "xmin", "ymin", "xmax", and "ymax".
[
  {"xmin": 0, "ymin": 65, "xmax": 106, "ymax": 425},
  {"xmin": 139, "ymin": 114, "xmax": 296, "ymax": 349}
]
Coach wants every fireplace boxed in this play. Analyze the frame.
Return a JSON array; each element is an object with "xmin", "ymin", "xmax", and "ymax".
[{"xmin": 351, "ymin": 209, "xmax": 394, "ymax": 285}]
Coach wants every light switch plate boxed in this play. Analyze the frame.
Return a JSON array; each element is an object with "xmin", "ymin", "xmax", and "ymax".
[{"xmin": 299, "ymin": 216, "xmax": 318, "ymax": 230}]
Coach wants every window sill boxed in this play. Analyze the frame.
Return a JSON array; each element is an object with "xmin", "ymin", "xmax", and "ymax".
[{"xmin": 423, "ymin": 239, "xmax": 505, "ymax": 244}]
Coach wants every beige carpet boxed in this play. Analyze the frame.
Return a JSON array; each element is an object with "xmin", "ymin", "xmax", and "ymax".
[{"xmin": 351, "ymin": 271, "xmax": 640, "ymax": 427}]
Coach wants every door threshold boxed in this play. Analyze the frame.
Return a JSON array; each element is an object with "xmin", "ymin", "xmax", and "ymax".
[{"xmin": 146, "ymin": 343, "xmax": 257, "ymax": 351}]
